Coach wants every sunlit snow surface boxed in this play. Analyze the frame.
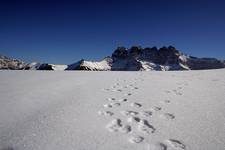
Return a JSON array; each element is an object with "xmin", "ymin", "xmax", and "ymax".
[{"xmin": 0, "ymin": 70, "xmax": 225, "ymax": 150}]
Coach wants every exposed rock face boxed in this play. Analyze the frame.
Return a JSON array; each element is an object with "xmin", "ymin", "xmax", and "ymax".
[
  {"xmin": 37, "ymin": 63, "xmax": 54, "ymax": 70},
  {"xmin": 0, "ymin": 55, "xmax": 66, "ymax": 71},
  {"xmin": 110, "ymin": 46, "xmax": 190, "ymax": 71},
  {"xmin": 109, "ymin": 46, "xmax": 225, "ymax": 71},
  {"xmin": 0, "ymin": 55, "xmax": 27, "ymax": 70},
  {"xmin": 186, "ymin": 57, "xmax": 225, "ymax": 70}
]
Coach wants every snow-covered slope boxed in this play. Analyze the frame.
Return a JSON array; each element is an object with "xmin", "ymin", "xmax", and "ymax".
[
  {"xmin": 66, "ymin": 57, "xmax": 112, "ymax": 71},
  {"xmin": 0, "ymin": 70, "xmax": 225, "ymax": 150}
]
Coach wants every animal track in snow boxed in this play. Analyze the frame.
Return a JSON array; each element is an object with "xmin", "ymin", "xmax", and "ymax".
[
  {"xmin": 103, "ymin": 102, "xmax": 120, "ymax": 108},
  {"xmin": 121, "ymin": 110, "xmax": 138, "ymax": 117},
  {"xmin": 110, "ymin": 102, "xmax": 121, "ymax": 107},
  {"xmin": 127, "ymin": 116, "xmax": 140, "ymax": 123},
  {"xmin": 117, "ymin": 89, "xmax": 123, "ymax": 92},
  {"xmin": 107, "ymin": 98, "xmax": 116, "ymax": 101},
  {"xmin": 119, "ymin": 125, "xmax": 132, "ymax": 134},
  {"xmin": 140, "ymin": 111, "xmax": 152, "ymax": 117},
  {"xmin": 131, "ymin": 87, "xmax": 139, "ymax": 90},
  {"xmin": 160, "ymin": 100, "xmax": 171, "ymax": 104},
  {"xmin": 166, "ymin": 139, "xmax": 186, "ymax": 150},
  {"xmin": 160, "ymin": 113, "xmax": 175, "ymax": 120},
  {"xmin": 128, "ymin": 135, "xmax": 144, "ymax": 144},
  {"xmin": 130, "ymin": 102, "xmax": 142, "ymax": 108},
  {"xmin": 98, "ymin": 110, "xmax": 114, "ymax": 116},
  {"xmin": 111, "ymin": 85, "xmax": 116, "ymax": 88},
  {"xmin": 118, "ymin": 98, "xmax": 128, "ymax": 102},
  {"xmin": 150, "ymin": 106, "xmax": 162, "ymax": 112},
  {"xmin": 106, "ymin": 118, "xmax": 122, "ymax": 132},
  {"xmin": 125, "ymin": 93, "xmax": 132, "ymax": 96},
  {"xmin": 137, "ymin": 119, "xmax": 156, "ymax": 134},
  {"xmin": 103, "ymin": 104, "xmax": 112, "ymax": 108},
  {"xmin": 173, "ymin": 90, "xmax": 183, "ymax": 96},
  {"xmin": 148, "ymin": 142, "xmax": 167, "ymax": 150}
]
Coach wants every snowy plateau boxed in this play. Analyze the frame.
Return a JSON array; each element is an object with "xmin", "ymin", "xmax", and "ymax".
[{"xmin": 0, "ymin": 69, "xmax": 225, "ymax": 150}]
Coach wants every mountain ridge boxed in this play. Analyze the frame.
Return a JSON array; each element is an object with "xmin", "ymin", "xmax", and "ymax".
[{"xmin": 1, "ymin": 46, "xmax": 225, "ymax": 71}]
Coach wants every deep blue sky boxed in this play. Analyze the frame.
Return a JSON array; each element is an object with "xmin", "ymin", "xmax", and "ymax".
[{"xmin": 0, "ymin": 0, "xmax": 225, "ymax": 64}]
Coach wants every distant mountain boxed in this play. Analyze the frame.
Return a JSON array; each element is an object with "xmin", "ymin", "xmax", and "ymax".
[
  {"xmin": 1, "ymin": 46, "xmax": 225, "ymax": 71},
  {"xmin": 66, "ymin": 46, "xmax": 225, "ymax": 71},
  {"xmin": 0, "ymin": 55, "xmax": 26, "ymax": 70}
]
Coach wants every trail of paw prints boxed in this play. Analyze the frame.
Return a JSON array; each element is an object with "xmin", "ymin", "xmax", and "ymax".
[
  {"xmin": 164, "ymin": 81, "xmax": 189, "ymax": 96},
  {"xmin": 99, "ymin": 77, "xmax": 187, "ymax": 149},
  {"xmin": 102, "ymin": 78, "xmax": 140, "ymax": 93},
  {"xmin": 147, "ymin": 139, "xmax": 186, "ymax": 150},
  {"xmin": 106, "ymin": 118, "xmax": 132, "ymax": 134}
]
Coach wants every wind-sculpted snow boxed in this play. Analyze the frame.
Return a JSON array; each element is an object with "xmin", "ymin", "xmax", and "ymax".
[{"xmin": 0, "ymin": 69, "xmax": 225, "ymax": 150}]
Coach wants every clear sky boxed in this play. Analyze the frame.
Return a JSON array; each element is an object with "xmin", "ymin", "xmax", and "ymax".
[{"xmin": 0, "ymin": 0, "xmax": 225, "ymax": 64}]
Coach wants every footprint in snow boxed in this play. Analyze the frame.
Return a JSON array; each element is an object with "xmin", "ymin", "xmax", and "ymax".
[
  {"xmin": 131, "ymin": 87, "xmax": 139, "ymax": 90},
  {"xmin": 160, "ymin": 113, "xmax": 175, "ymax": 120},
  {"xmin": 173, "ymin": 90, "xmax": 183, "ymax": 96},
  {"xmin": 139, "ymin": 111, "xmax": 152, "ymax": 117},
  {"xmin": 160, "ymin": 100, "xmax": 171, "ymax": 104},
  {"xmin": 150, "ymin": 106, "xmax": 162, "ymax": 112},
  {"xmin": 106, "ymin": 119, "xmax": 131, "ymax": 134},
  {"xmin": 117, "ymin": 89, "xmax": 123, "ymax": 92},
  {"xmin": 127, "ymin": 116, "xmax": 141, "ymax": 123},
  {"xmin": 106, "ymin": 118, "xmax": 122, "ymax": 132},
  {"xmin": 110, "ymin": 102, "xmax": 121, "ymax": 107},
  {"xmin": 107, "ymin": 98, "xmax": 116, "ymax": 101},
  {"xmin": 111, "ymin": 85, "xmax": 116, "ymax": 89},
  {"xmin": 148, "ymin": 142, "xmax": 167, "ymax": 150},
  {"xmin": 103, "ymin": 104, "xmax": 112, "ymax": 108},
  {"xmin": 125, "ymin": 93, "xmax": 132, "ymax": 96},
  {"xmin": 166, "ymin": 139, "xmax": 186, "ymax": 150},
  {"xmin": 118, "ymin": 98, "xmax": 128, "ymax": 102},
  {"xmin": 119, "ymin": 125, "xmax": 132, "ymax": 134},
  {"xmin": 130, "ymin": 102, "xmax": 142, "ymax": 108},
  {"xmin": 98, "ymin": 110, "xmax": 114, "ymax": 116},
  {"xmin": 121, "ymin": 110, "xmax": 139, "ymax": 117},
  {"xmin": 128, "ymin": 135, "xmax": 144, "ymax": 144},
  {"xmin": 137, "ymin": 119, "xmax": 156, "ymax": 134}
]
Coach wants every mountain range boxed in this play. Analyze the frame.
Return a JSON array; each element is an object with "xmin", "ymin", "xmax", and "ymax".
[{"xmin": 1, "ymin": 46, "xmax": 225, "ymax": 71}]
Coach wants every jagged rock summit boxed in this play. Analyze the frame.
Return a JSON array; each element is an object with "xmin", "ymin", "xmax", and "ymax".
[
  {"xmin": 67, "ymin": 46, "xmax": 225, "ymax": 71},
  {"xmin": 1, "ymin": 46, "xmax": 225, "ymax": 71}
]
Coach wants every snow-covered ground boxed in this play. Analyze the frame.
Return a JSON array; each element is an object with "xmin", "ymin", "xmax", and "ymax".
[{"xmin": 0, "ymin": 69, "xmax": 225, "ymax": 150}]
